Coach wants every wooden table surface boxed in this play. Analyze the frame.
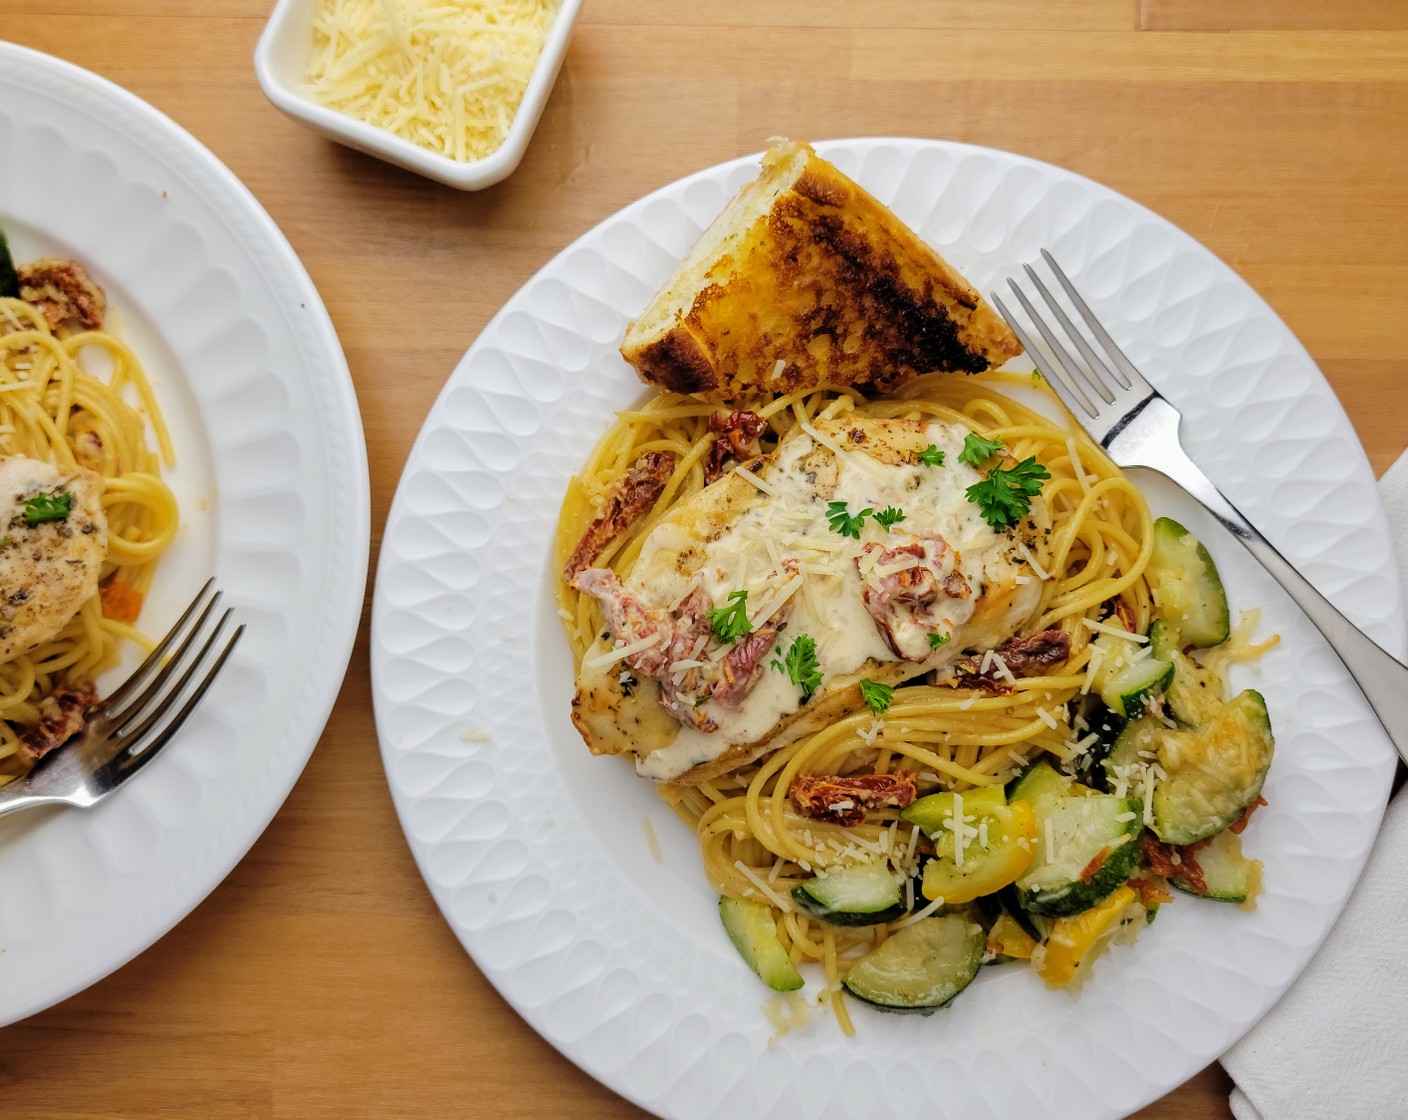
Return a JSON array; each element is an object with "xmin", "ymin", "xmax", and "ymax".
[{"xmin": 4, "ymin": 1, "xmax": 1406, "ymax": 1117}]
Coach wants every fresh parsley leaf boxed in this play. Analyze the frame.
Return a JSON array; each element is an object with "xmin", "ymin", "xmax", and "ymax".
[
  {"xmin": 915, "ymin": 444, "xmax": 945, "ymax": 467},
  {"xmin": 708, "ymin": 589, "xmax": 752, "ymax": 643},
  {"xmin": 928, "ymin": 631, "xmax": 952, "ymax": 649},
  {"xmin": 772, "ymin": 634, "xmax": 823, "ymax": 701},
  {"xmin": 826, "ymin": 500, "xmax": 872, "ymax": 539},
  {"xmin": 859, "ymin": 678, "xmax": 895, "ymax": 714},
  {"xmin": 873, "ymin": 506, "xmax": 907, "ymax": 531},
  {"xmin": 958, "ymin": 432, "xmax": 1005, "ymax": 467},
  {"xmin": 965, "ymin": 456, "xmax": 1051, "ymax": 531},
  {"xmin": 1031, "ymin": 368, "xmax": 1044, "ymax": 382},
  {"xmin": 22, "ymin": 491, "xmax": 73, "ymax": 526}
]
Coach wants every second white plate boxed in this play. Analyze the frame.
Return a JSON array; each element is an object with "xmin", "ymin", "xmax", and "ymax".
[
  {"xmin": 0, "ymin": 43, "xmax": 369, "ymax": 1025},
  {"xmin": 372, "ymin": 138, "xmax": 1402, "ymax": 1120}
]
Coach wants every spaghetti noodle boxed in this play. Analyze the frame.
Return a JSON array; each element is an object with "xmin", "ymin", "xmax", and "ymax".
[
  {"xmin": 557, "ymin": 371, "xmax": 1157, "ymax": 1028},
  {"xmin": 0, "ymin": 289, "xmax": 179, "ymax": 784}
]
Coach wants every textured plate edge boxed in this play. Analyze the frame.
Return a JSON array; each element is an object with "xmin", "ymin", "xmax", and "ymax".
[
  {"xmin": 0, "ymin": 41, "xmax": 372, "ymax": 1026},
  {"xmin": 369, "ymin": 137, "xmax": 1405, "ymax": 1120}
]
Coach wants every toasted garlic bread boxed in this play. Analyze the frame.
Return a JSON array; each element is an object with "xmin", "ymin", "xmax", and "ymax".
[{"xmin": 620, "ymin": 139, "xmax": 1021, "ymax": 401}]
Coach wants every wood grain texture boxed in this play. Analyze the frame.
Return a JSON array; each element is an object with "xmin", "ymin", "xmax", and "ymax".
[{"xmin": 1, "ymin": 2, "xmax": 1404, "ymax": 1118}]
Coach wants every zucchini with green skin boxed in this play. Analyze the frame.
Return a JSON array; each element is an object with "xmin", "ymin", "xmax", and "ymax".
[
  {"xmin": 1149, "ymin": 619, "xmax": 1222, "ymax": 725},
  {"xmin": 1146, "ymin": 517, "xmax": 1230, "ymax": 648},
  {"xmin": 0, "ymin": 229, "xmax": 18, "ymax": 300},
  {"xmin": 791, "ymin": 860, "xmax": 905, "ymax": 926},
  {"xmin": 1010, "ymin": 762, "xmax": 1143, "ymax": 917},
  {"xmin": 841, "ymin": 914, "xmax": 985, "ymax": 1013},
  {"xmin": 718, "ymin": 897, "xmax": 803, "ymax": 991},
  {"xmin": 1170, "ymin": 827, "xmax": 1261, "ymax": 904},
  {"xmin": 1153, "ymin": 689, "xmax": 1274, "ymax": 845},
  {"xmin": 1091, "ymin": 630, "xmax": 1173, "ymax": 718}
]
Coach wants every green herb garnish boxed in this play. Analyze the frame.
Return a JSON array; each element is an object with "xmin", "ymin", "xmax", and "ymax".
[
  {"xmin": 959, "ymin": 432, "xmax": 1005, "ymax": 467},
  {"xmin": 826, "ymin": 500, "xmax": 872, "ymax": 540},
  {"xmin": 928, "ymin": 631, "xmax": 951, "ymax": 649},
  {"xmin": 965, "ymin": 457, "xmax": 1050, "ymax": 531},
  {"xmin": 915, "ymin": 445, "xmax": 946, "ymax": 467},
  {"xmin": 872, "ymin": 506, "xmax": 907, "ymax": 531},
  {"xmin": 22, "ymin": 491, "xmax": 73, "ymax": 526},
  {"xmin": 1031, "ymin": 369, "xmax": 1044, "ymax": 382},
  {"xmin": 772, "ymin": 634, "xmax": 823, "ymax": 701},
  {"xmin": 708, "ymin": 589, "xmax": 753, "ymax": 643},
  {"xmin": 859, "ymin": 678, "xmax": 895, "ymax": 714}
]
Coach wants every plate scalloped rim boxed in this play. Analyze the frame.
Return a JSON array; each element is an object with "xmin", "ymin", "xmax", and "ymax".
[
  {"xmin": 0, "ymin": 41, "xmax": 369, "ymax": 1025},
  {"xmin": 372, "ymin": 138, "xmax": 1403, "ymax": 1120}
]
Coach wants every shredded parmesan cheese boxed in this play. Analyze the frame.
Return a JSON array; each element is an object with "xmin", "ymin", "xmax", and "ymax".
[
  {"xmin": 584, "ymin": 631, "xmax": 660, "ymax": 670},
  {"xmin": 1084, "ymin": 617, "xmax": 1149, "ymax": 643},
  {"xmin": 642, "ymin": 815, "xmax": 663, "ymax": 863},
  {"xmin": 305, "ymin": 0, "xmax": 559, "ymax": 163},
  {"xmin": 733, "ymin": 464, "xmax": 780, "ymax": 498},
  {"xmin": 734, "ymin": 861, "xmax": 793, "ymax": 911}
]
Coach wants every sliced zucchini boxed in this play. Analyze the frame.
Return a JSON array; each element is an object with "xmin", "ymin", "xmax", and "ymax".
[
  {"xmin": 841, "ymin": 914, "xmax": 984, "ymax": 1013},
  {"xmin": 1033, "ymin": 884, "xmax": 1140, "ymax": 989},
  {"xmin": 1147, "ymin": 517, "xmax": 1230, "ymax": 648},
  {"xmin": 1008, "ymin": 760, "xmax": 1071, "ymax": 805},
  {"xmin": 1011, "ymin": 762, "xmax": 1144, "ymax": 917},
  {"xmin": 1170, "ymin": 827, "xmax": 1262, "ymax": 904},
  {"xmin": 1102, "ymin": 716, "xmax": 1157, "ymax": 792},
  {"xmin": 0, "ymin": 228, "xmax": 18, "ymax": 299},
  {"xmin": 1153, "ymin": 690, "xmax": 1274, "ymax": 845},
  {"xmin": 791, "ymin": 860, "xmax": 905, "ymax": 926},
  {"xmin": 1091, "ymin": 630, "xmax": 1173, "ymax": 718},
  {"xmin": 1071, "ymin": 696, "xmax": 1126, "ymax": 791},
  {"xmin": 1149, "ymin": 619, "xmax": 1222, "ymax": 725},
  {"xmin": 902, "ymin": 785, "xmax": 1038, "ymax": 905},
  {"xmin": 718, "ymin": 897, "xmax": 803, "ymax": 992}
]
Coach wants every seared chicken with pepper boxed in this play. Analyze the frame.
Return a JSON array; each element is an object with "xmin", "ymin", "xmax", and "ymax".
[{"xmin": 0, "ymin": 456, "xmax": 109, "ymax": 664}]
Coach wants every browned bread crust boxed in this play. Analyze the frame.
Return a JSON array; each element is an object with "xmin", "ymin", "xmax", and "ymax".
[{"xmin": 620, "ymin": 140, "xmax": 1021, "ymax": 400}]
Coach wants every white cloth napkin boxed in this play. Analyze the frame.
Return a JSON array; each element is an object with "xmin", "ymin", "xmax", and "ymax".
[{"xmin": 1223, "ymin": 448, "xmax": 1408, "ymax": 1120}]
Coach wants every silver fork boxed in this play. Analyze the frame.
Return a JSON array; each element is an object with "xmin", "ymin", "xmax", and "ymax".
[
  {"xmin": 0, "ymin": 579, "xmax": 244, "ymax": 819},
  {"xmin": 992, "ymin": 250, "xmax": 1408, "ymax": 764}
]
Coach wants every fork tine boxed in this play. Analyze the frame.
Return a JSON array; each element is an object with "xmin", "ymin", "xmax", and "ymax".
[
  {"xmin": 108, "ymin": 591, "xmax": 223, "ymax": 728},
  {"xmin": 989, "ymin": 290, "xmax": 1096, "ymax": 421},
  {"xmin": 1040, "ymin": 249, "xmax": 1151, "ymax": 394},
  {"xmin": 1022, "ymin": 264, "xmax": 1123, "ymax": 403},
  {"xmin": 993, "ymin": 284, "xmax": 1100, "ymax": 418},
  {"xmin": 111, "ymin": 624, "xmax": 243, "ymax": 781},
  {"xmin": 104, "ymin": 578, "xmax": 218, "ymax": 712},
  {"xmin": 110, "ymin": 613, "xmax": 239, "ymax": 759}
]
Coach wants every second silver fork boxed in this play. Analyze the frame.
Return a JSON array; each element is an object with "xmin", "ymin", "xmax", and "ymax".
[
  {"xmin": 0, "ymin": 579, "xmax": 243, "ymax": 819},
  {"xmin": 993, "ymin": 250, "xmax": 1408, "ymax": 764}
]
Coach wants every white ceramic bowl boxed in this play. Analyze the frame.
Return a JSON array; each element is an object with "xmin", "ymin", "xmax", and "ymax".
[{"xmin": 254, "ymin": 0, "xmax": 581, "ymax": 190}]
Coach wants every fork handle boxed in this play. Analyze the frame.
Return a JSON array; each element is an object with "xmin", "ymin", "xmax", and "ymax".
[
  {"xmin": 0, "ymin": 783, "xmax": 63, "ymax": 819},
  {"xmin": 1146, "ymin": 440, "xmax": 1408, "ymax": 765}
]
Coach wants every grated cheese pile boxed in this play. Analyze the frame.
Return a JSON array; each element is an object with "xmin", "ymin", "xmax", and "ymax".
[{"xmin": 306, "ymin": 0, "xmax": 559, "ymax": 162}]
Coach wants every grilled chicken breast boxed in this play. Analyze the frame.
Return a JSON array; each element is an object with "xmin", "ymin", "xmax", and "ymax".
[
  {"xmin": 619, "ymin": 139, "xmax": 1021, "ymax": 401},
  {"xmin": 0, "ymin": 456, "xmax": 108, "ymax": 664},
  {"xmin": 570, "ymin": 416, "xmax": 1052, "ymax": 784}
]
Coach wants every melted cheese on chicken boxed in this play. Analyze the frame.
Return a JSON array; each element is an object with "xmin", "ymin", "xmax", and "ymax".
[
  {"xmin": 0, "ymin": 456, "xmax": 108, "ymax": 664},
  {"xmin": 571, "ymin": 416, "xmax": 1051, "ymax": 783}
]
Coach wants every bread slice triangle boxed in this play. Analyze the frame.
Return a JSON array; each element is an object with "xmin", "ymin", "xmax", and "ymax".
[{"xmin": 620, "ymin": 139, "xmax": 1021, "ymax": 400}]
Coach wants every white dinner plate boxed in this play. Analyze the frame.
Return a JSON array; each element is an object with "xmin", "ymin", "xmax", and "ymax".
[
  {"xmin": 0, "ymin": 44, "xmax": 368, "ymax": 1024},
  {"xmin": 371, "ymin": 139, "xmax": 1404, "ymax": 1120}
]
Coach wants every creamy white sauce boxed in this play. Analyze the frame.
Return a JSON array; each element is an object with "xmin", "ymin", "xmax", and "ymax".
[{"xmin": 630, "ymin": 419, "xmax": 1042, "ymax": 780}]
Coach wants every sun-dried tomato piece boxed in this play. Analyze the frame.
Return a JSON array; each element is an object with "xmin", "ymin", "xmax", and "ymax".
[
  {"xmin": 562, "ymin": 450, "xmax": 676, "ymax": 582},
  {"xmin": 790, "ymin": 770, "xmax": 918, "ymax": 827},
  {"xmin": 702, "ymin": 410, "xmax": 767, "ymax": 484}
]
